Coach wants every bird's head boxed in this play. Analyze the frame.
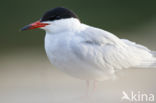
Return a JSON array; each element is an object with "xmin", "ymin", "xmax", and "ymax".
[{"xmin": 21, "ymin": 7, "xmax": 80, "ymax": 34}]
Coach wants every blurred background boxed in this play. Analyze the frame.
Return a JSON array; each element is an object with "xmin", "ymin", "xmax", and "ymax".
[{"xmin": 0, "ymin": 0, "xmax": 156, "ymax": 103}]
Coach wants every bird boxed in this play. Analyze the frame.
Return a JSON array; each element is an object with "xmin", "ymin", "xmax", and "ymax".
[{"xmin": 21, "ymin": 7, "xmax": 156, "ymax": 90}]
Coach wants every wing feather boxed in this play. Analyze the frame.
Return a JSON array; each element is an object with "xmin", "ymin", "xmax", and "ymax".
[{"xmin": 70, "ymin": 25, "xmax": 134, "ymax": 74}]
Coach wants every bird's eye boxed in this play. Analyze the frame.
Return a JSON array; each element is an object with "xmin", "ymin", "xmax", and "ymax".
[
  {"xmin": 48, "ymin": 16, "xmax": 56, "ymax": 20},
  {"xmin": 48, "ymin": 15, "xmax": 61, "ymax": 21},
  {"xmin": 55, "ymin": 16, "xmax": 61, "ymax": 19}
]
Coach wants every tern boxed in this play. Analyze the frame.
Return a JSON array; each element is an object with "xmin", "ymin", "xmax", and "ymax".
[{"xmin": 21, "ymin": 7, "xmax": 156, "ymax": 90}]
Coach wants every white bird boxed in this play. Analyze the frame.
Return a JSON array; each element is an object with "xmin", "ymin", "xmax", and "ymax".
[{"xmin": 21, "ymin": 7, "xmax": 156, "ymax": 88}]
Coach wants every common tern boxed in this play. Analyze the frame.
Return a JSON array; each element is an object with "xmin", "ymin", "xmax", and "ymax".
[{"xmin": 21, "ymin": 7, "xmax": 156, "ymax": 87}]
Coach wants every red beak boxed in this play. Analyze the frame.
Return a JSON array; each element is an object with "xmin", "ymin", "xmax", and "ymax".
[{"xmin": 21, "ymin": 20, "xmax": 49, "ymax": 31}]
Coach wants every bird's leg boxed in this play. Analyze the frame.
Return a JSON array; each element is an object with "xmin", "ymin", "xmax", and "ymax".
[
  {"xmin": 86, "ymin": 80, "xmax": 90, "ymax": 96},
  {"xmin": 85, "ymin": 80, "xmax": 97, "ymax": 97},
  {"xmin": 93, "ymin": 80, "xmax": 97, "ymax": 92}
]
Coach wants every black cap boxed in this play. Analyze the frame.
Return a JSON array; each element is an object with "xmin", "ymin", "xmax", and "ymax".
[{"xmin": 40, "ymin": 7, "xmax": 79, "ymax": 22}]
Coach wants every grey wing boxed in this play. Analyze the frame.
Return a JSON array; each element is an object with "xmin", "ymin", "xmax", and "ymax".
[{"xmin": 70, "ymin": 26, "xmax": 136, "ymax": 74}]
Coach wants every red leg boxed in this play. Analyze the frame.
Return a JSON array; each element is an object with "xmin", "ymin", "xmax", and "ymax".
[
  {"xmin": 86, "ymin": 80, "xmax": 90, "ymax": 96},
  {"xmin": 93, "ymin": 80, "xmax": 97, "ymax": 92}
]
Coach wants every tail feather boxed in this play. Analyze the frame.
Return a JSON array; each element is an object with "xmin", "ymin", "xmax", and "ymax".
[
  {"xmin": 149, "ymin": 51, "xmax": 156, "ymax": 67},
  {"xmin": 122, "ymin": 39, "xmax": 156, "ymax": 68},
  {"xmin": 135, "ymin": 51, "xmax": 156, "ymax": 68},
  {"xmin": 151, "ymin": 51, "xmax": 156, "ymax": 57}
]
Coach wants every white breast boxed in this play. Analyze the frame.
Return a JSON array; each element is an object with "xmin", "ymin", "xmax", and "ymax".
[{"xmin": 44, "ymin": 32, "xmax": 113, "ymax": 81}]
